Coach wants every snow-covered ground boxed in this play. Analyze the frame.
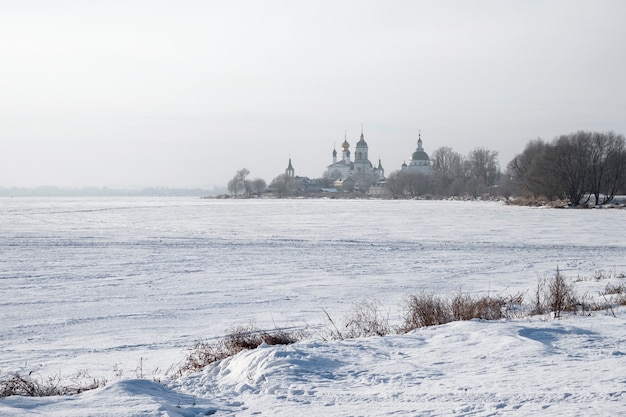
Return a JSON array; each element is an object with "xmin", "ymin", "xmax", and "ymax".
[{"xmin": 1, "ymin": 198, "xmax": 625, "ymax": 416}]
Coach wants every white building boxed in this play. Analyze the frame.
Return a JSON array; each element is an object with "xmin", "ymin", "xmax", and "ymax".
[
  {"xmin": 401, "ymin": 132, "xmax": 432, "ymax": 174},
  {"xmin": 325, "ymin": 129, "xmax": 385, "ymax": 186}
]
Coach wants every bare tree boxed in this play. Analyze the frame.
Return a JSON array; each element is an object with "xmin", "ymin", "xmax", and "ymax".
[
  {"xmin": 431, "ymin": 146, "xmax": 463, "ymax": 195},
  {"xmin": 509, "ymin": 131, "xmax": 626, "ymax": 205},
  {"xmin": 466, "ymin": 147, "xmax": 500, "ymax": 187},
  {"xmin": 507, "ymin": 138, "xmax": 554, "ymax": 197},
  {"xmin": 602, "ymin": 141, "xmax": 626, "ymax": 203},
  {"xmin": 269, "ymin": 173, "xmax": 297, "ymax": 197},
  {"xmin": 588, "ymin": 131, "xmax": 626, "ymax": 204},
  {"xmin": 403, "ymin": 172, "xmax": 432, "ymax": 197},
  {"xmin": 245, "ymin": 178, "xmax": 267, "ymax": 196},
  {"xmin": 385, "ymin": 171, "xmax": 407, "ymax": 197},
  {"xmin": 227, "ymin": 168, "xmax": 250, "ymax": 197},
  {"xmin": 543, "ymin": 132, "xmax": 591, "ymax": 206},
  {"xmin": 460, "ymin": 147, "xmax": 500, "ymax": 197}
]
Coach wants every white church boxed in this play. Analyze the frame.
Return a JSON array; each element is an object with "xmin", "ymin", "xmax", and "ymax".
[
  {"xmin": 279, "ymin": 128, "xmax": 433, "ymax": 194},
  {"xmin": 400, "ymin": 131, "xmax": 432, "ymax": 174},
  {"xmin": 325, "ymin": 129, "xmax": 385, "ymax": 186}
]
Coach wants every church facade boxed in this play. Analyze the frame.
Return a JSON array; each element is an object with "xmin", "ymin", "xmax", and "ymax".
[
  {"xmin": 325, "ymin": 129, "xmax": 385, "ymax": 187},
  {"xmin": 278, "ymin": 129, "xmax": 433, "ymax": 194},
  {"xmin": 401, "ymin": 131, "xmax": 432, "ymax": 175}
]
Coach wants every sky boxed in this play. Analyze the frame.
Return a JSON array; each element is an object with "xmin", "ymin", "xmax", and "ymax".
[{"xmin": 1, "ymin": 0, "xmax": 625, "ymax": 189}]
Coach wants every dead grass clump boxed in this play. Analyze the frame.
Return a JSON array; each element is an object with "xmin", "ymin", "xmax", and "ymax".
[
  {"xmin": 0, "ymin": 373, "xmax": 60, "ymax": 398},
  {"xmin": 507, "ymin": 196, "xmax": 550, "ymax": 207},
  {"xmin": 222, "ymin": 325, "xmax": 300, "ymax": 353},
  {"xmin": 506, "ymin": 196, "xmax": 569, "ymax": 208},
  {"xmin": 399, "ymin": 293, "xmax": 453, "ymax": 333},
  {"xmin": 176, "ymin": 324, "xmax": 302, "ymax": 376},
  {"xmin": 0, "ymin": 373, "xmax": 105, "ymax": 398},
  {"xmin": 342, "ymin": 298, "xmax": 391, "ymax": 338},
  {"xmin": 614, "ymin": 294, "xmax": 626, "ymax": 306},
  {"xmin": 452, "ymin": 293, "xmax": 506, "ymax": 321},
  {"xmin": 598, "ymin": 283, "xmax": 626, "ymax": 308},
  {"xmin": 398, "ymin": 291, "xmax": 517, "ymax": 333},
  {"xmin": 532, "ymin": 268, "xmax": 579, "ymax": 317},
  {"xmin": 603, "ymin": 282, "xmax": 626, "ymax": 295},
  {"xmin": 574, "ymin": 268, "xmax": 625, "ymax": 282}
]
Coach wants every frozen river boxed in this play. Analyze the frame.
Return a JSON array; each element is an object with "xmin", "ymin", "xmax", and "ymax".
[{"xmin": 1, "ymin": 197, "xmax": 625, "ymax": 380}]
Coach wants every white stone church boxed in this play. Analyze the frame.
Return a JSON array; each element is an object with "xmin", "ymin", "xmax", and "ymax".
[
  {"xmin": 280, "ymin": 129, "xmax": 433, "ymax": 192},
  {"xmin": 325, "ymin": 129, "xmax": 385, "ymax": 185},
  {"xmin": 400, "ymin": 131, "xmax": 432, "ymax": 174}
]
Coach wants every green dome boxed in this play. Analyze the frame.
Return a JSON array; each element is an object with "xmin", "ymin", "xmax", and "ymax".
[{"xmin": 411, "ymin": 150, "xmax": 430, "ymax": 161}]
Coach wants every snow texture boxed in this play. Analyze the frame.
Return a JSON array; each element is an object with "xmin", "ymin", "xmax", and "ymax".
[{"xmin": 1, "ymin": 198, "xmax": 625, "ymax": 416}]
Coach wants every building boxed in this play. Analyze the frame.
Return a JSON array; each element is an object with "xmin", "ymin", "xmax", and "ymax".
[
  {"xmin": 325, "ymin": 128, "xmax": 385, "ymax": 187},
  {"xmin": 285, "ymin": 157, "xmax": 295, "ymax": 178},
  {"xmin": 276, "ymin": 128, "xmax": 432, "ymax": 196},
  {"xmin": 401, "ymin": 131, "xmax": 432, "ymax": 174}
]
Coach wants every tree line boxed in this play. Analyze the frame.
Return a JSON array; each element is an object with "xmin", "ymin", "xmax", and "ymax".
[
  {"xmin": 384, "ymin": 130, "xmax": 626, "ymax": 205},
  {"xmin": 226, "ymin": 168, "xmax": 267, "ymax": 197},
  {"xmin": 225, "ymin": 130, "xmax": 626, "ymax": 205},
  {"xmin": 507, "ymin": 131, "xmax": 626, "ymax": 205},
  {"xmin": 386, "ymin": 146, "xmax": 501, "ymax": 198}
]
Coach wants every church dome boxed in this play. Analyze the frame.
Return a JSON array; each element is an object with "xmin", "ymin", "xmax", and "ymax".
[
  {"xmin": 410, "ymin": 134, "xmax": 429, "ymax": 162},
  {"xmin": 356, "ymin": 133, "xmax": 368, "ymax": 148},
  {"xmin": 411, "ymin": 150, "xmax": 430, "ymax": 161},
  {"xmin": 341, "ymin": 139, "xmax": 350, "ymax": 151}
]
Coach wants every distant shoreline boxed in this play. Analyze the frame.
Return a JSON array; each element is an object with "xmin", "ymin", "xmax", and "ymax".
[{"xmin": 0, "ymin": 186, "xmax": 226, "ymax": 198}]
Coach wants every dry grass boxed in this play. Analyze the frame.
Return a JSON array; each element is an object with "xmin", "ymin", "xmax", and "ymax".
[
  {"xmin": 398, "ymin": 292, "xmax": 507, "ymax": 333},
  {"xmin": 399, "ymin": 293, "xmax": 452, "ymax": 332},
  {"xmin": 0, "ymin": 373, "xmax": 105, "ymax": 398},
  {"xmin": 506, "ymin": 196, "xmax": 569, "ymax": 208},
  {"xmin": 599, "ymin": 282, "xmax": 626, "ymax": 307},
  {"xmin": 174, "ymin": 324, "xmax": 302, "ymax": 376},
  {"xmin": 575, "ymin": 269, "xmax": 626, "ymax": 282},
  {"xmin": 531, "ymin": 268, "xmax": 579, "ymax": 317},
  {"xmin": 342, "ymin": 298, "xmax": 391, "ymax": 338},
  {"xmin": 451, "ymin": 293, "xmax": 506, "ymax": 321},
  {"xmin": 603, "ymin": 282, "xmax": 626, "ymax": 295}
]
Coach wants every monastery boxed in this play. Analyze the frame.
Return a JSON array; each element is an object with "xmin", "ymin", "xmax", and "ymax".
[{"xmin": 282, "ymin": 128, "xmax": 433, "ymax": 192}]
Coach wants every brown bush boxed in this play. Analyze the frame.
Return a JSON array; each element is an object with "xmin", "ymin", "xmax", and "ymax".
[
  {"xmin": 399, "ymin": 293, "xmax": 453, "ymax": 333},
  {"xmin": 532, "ymin": 268, "xmax": 579, "ymax": 317},
  {"xmin": 0, "ymin": 373, "xmax": 105, "ymax": 398},
  {"xmin": 176, "ymin": 324, "xmax": 302, "ymax": 376},
  {"xmin": 451, "ymin": 293, "xmax": 505, "ymax": 321},
  {"xmin": 603, "ymin": 282, "xmax": 625, "ymax": 295}
]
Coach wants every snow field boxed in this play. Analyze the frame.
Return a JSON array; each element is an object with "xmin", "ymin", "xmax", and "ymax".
[{"xmin": 1, "ymin": 198, "xmax": 625, "ymax": 415}]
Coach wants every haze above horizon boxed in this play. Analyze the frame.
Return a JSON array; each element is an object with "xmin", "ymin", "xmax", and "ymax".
[{"xmin": 2, "ymin": 0, "xmax": 625, "ymax": 188}]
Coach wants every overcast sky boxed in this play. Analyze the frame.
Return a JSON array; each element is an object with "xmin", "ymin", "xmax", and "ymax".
[{"xmin": 1, "ymin": 0, "xmax": 625, "ymax": 188}]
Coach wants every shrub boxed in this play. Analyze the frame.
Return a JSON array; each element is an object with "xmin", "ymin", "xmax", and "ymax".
[
  {"xmin": 451, "ymin": 292, "xmax": 505, "ymax": 321},
  {"xmin": 0, "ymin": 373, "xmax": 105, "ymax": 398},
  {"xmin": 399, "ymin": 292, "xmax": 512, "ymax": 333},
  {"xmin": 532, "ymin": 268, "xmax": 579, "ymax": 317},
  {"xmin": 603, "ymin": 282, "xmax": 625, "ymax": 295},
  {"xmin": 548, "ymin": 268, "xmax": 579, "ymax": 317},
  {"xmin": 175, "ymin": 324, "xmax": 302, "ymax": 376},
  {"xmin": 342, "ymin": 298, "xmax": 391, "ymax": 338},
  {"xmin": 399, "ymin": 293, "xmax": 452, "ymax": 333},
  {"xmin": 222, "ymin": 324, "xmax": 300, "ymax": 353}
]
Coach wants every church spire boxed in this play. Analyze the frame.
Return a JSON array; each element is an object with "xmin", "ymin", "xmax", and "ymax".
[{"xmin": 285, "ymin": 157, "xmax": 295, "ymax": 178}]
